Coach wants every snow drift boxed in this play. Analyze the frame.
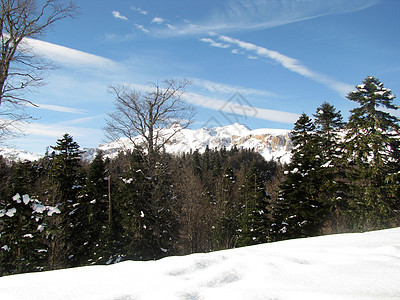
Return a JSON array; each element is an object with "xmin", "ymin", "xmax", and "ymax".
[{"xmin": 1, "ymin": 227, "xmax": 400, "ymax": 299}]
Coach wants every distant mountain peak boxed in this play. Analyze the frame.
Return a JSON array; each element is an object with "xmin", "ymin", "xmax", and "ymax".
[
  {"xmin": 2, "ymin": 124, "xmax": 293, "ymax": 164},
  {"xmin": 0, "ymin": 147, "xmax": 42, "ymax": 162},
  {"xmin": 83, "ymin": 124, "xmax": 292, "ymax": 164}
]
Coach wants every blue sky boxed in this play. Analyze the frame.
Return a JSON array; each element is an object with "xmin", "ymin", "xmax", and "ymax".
[{"xmin": 7, "ymin": 0, "xmax": 400, "ymax": 153}]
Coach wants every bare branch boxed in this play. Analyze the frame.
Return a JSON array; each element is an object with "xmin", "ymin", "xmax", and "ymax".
[
  {"xmin": 0, "ymin": 0, "xmax": 78, "ymax": 141},
  {"xmin": 105, "ymin": 79, "xmax": 196, "ymax": 166}
]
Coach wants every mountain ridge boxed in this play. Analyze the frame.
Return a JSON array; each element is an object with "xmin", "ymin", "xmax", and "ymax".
[{"xmin": 1, "ymin": 123, "xmax": 293, "ymax": 163}]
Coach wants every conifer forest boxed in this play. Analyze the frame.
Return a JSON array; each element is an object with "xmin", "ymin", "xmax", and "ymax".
[{"xmin": 1, "ymin": 76, "xmax": 400, "ymax": 276}]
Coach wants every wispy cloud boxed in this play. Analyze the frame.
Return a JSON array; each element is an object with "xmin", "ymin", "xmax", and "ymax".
[
  {"xmin": 156, "ymin": 0, "xmax": 380, "ymax": 36},
  {"xmin": 131, "ymin": 6, "xmax": 148, "ymax": 15},
  {"xmin": 166, "ymin": 24, "xmax": 176, "ymax": 30},
  {"xmin": 11, "ymin": 120, "xmax": 102, "ymax": 140},
  {"xmin": 116, "ymin": 81, "xmax": 294, "ymax": 123},
  {"xmin": 56, "ymin": 116, "xmax": 103, "ymax": 126},
  {"xmin": 135, "ymin": 24, "xmax": 150, "ymax": 33},
  {"xmin": 199, "ymin": 38, "xmax": 230, "ymax": 49},
  {"xmin": 209, "ymin": 33, "xmax": 353, "ymax": 96},
  {"xmin": 24, "ymin": 38, "xmax": 117, "ymax": 71},
  {"xmin": 112, "ymin": 11, "xmax": 128, "ymax": 21},
  {"xmin": 190, "ymin": 78, "xmax": 281, "ymax": 98},
  {"xmin": 184, "ymin": 92, "xmax": 298, "ymax": 124},
  {"xmin": 35, "ymin": 103, "xmax": 87, "ymax": 114},
  {"xmin": 151, "ymin": 17, "xmax": 165, "ymax": 24}
]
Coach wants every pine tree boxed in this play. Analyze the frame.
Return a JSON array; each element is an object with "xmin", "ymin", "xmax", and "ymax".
[
  {"xmin": 237, "ymin": 162, "xmax": 271, "ymax": 246},
  {"xmin": 273, "ymin": 113, "xmax": 324, "ymax": 240},
  {"xmin": 49, "ymin": 134, "xmax": 83, "ymax": 204},
  {"xmin": 78, "ymin": 151, "xmax": 110, "ymax": 265},
  {"xmin": 215, "ymin": 165, "xmax": 239, "ymax": 249},
  {"xmin": 313, "ymin": 102, "xmax": 347, "ymax": 231},
  {"xmin": 0, "ymin": 193, "xmax": 59, "ymax": 276},
  {"xmin": 344, "ymin": 76, "xmax": 400, "ymax": 230},
  {"xmin": 45, "ymin": 133, "xmax": 85, "ymax": 269},
  {"xmin": 113, "ymin": 150, "xmax": 179, "ymax": 260}
]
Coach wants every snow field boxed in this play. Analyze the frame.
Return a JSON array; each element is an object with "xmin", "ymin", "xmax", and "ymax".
[{"xmin": 1, "ymin": 227, "xmax": 400, "ymax": 299}]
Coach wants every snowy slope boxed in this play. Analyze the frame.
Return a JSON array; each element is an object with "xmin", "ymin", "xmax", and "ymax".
[
  {"xmin": 0, "ymin": 147, "xmax": 42, "ymax": 162},
  {"xmin": 82, "ymin": 123, "xmax": 293, "ymax": 164},
  {"xmin": 1, "ymin": 227, "xmax": 400, "ymax": 300}
]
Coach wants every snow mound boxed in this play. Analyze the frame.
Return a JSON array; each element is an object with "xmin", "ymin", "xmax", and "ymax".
[{"xmin": 1, "ymin": 227, "xmax": 400, "ymax": 299}]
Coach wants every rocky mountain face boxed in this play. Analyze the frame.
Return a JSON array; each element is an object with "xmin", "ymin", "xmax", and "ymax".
[
  {"xmin": 1, "ymin": 124, "xmax": 293, "ymax": 164},
  {"xmin": 83, "ymin": 123, "xmax": 293, "ymax": 164},
  {"xmin": 0, "ymin": 147, "xmax": 43, "ymax": 162}
]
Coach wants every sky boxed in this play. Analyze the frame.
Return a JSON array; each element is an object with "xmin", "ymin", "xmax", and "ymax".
[{"xmin": 4, "ymin": 0, "xmax": 400, "ymax": 153}]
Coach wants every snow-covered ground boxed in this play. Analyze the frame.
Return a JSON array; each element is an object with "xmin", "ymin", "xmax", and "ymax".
[{"xmin": 1, "ymin": 227, "xmax": 400, "ymax": 299}]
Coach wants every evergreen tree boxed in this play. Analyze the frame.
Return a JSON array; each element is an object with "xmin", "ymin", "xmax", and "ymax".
[
  {"xmin": 0, "ymin": 193, "xmax": 59, "ymax": 276},
  {"xmin": 114, "ymin": 150, "xmax": 179, "ymax": 260},
  {"xmin": 344, "ymin": 76, "xmax": 400, "ymax": 230},
  {"xmin": 313, "ymin": 102, "xmax": 347, "ymax": 230},
  {"xmin": 78, "ymin": 151, "xmax": 110, "ymax": 265},
  {"xmin": 0, "ymin": 156, "xmax": 10, "ymax": 202},
  {"xmin": 237, "ymin": 162, "xmax": 271, "ymax": 246},
  {"xmin": 273, "ymin": 113, "xmax": 324, "ymax": 240},
  {"xmin": 49, "ymin": 133, "xmax": 83, "ymax": 204},
  {"xmin": 215, "ymin": 165, "xmax": 239, "ymax": 249},
  {"xmin": 45, "ymin": 133, "xmax": 85, "ymax": 269}
]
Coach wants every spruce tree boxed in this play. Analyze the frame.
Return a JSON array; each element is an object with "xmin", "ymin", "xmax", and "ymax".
[
  {"xmin": 114, "ymin": 150, "xmax": 179, "ymax": 260},
  {"xmin": 0, "ymin": 193, "xmax": 58, "ymax": 276},
  {"xmin": 78, "ymin": 151, "xmax": 110, "ymax": 265},
  {"xmin": 273, "ymin": 113, "xmax": 324, "ymax": 240},
  {"xmin": 313, "ymin": 102, "xmax": 347, "ymax": 230},
  {"xmin": 344, "ymin": 76, "xmax": 400, "ymax": 230},
  {"xmin": 46, "ymin": 133, "xmax": 85, "ymax": 269},
  {"xmin": 237, "ymin": 162, "xmax": 271, "ymax": 246},
  {"xmin": 215, "ymin": 165, "xmax": 239, "ymax": 249}
]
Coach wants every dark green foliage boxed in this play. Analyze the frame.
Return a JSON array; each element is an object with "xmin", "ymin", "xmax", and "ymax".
[
  {"xmin": 0, "ymin": 194, "xmax": 57, "ymax": 276},
  {"xmin": 3, "ymin": 78, "xmax": 399, "ymax": 276},
  {"xmin": 273, "ymin": 77, "xmax": 400, "ymax": 238},
  {"xmin": 273, "ymin": 113, "xmax": 325, "ymax": 239},
  {"xmin": 78, "ymin": 151, "xmax": 111, "ymax": 265},
  {"xmin": 0, "ymin": 134, "xmax": 279, "ymax": 275},
  {"xmin": 236, "ymin": 162, "xmax": 271, "ymax": 246},
  {"xmin": 49, "ymin": 133, "xmax": 83, "ymax": 204},
  {"xmin": 214, "ymin": 165, "xmax": 239, "ymax": 249},
  {"xmin": 112, "ymin": 150, "xmax": 180, "ymax": 260},
  {"xmin": 344, "ymin": 76, "xmax": 400, "ymax": 230},
  {"xmin": 46, "ymin": 133, "xmax": 85, "ymax": 269},
  {"xmin": 313, "ymin": 102, "xmax": 347, "ymax": 231}
]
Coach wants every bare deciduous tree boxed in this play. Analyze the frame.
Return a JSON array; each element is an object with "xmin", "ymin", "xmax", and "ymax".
[
  {"xmin": 105, "ymin": 79, "xmax": 196, "ymax": 165},
  {"xmin": 0, "ymin": 0, "xmax": 78, "ymax": 141}
]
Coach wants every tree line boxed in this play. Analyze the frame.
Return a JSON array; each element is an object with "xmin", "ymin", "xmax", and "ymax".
[
  {"xmin": 0, "ymin": 136, "xmax": 276, "ymax": 276},
  {"xmin": 274, "ymin": 76, "xmax": 400, "ymax": 239},
  {"xmin": 1, "ymin": 76, "xmax": 399, "ymax": 277}
]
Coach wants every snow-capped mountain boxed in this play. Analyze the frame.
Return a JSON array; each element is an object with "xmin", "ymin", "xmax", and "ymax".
[
  {"xmin": 0, "ymin": 147, "xmax": 43, "ymax": 162},
  {"xmin": 1, "ymin": 123, "xmax": 293, "ymax": 164},
  {"xmin": 82, "ymin": 123, "xmax": 293, "ymax": 164}
]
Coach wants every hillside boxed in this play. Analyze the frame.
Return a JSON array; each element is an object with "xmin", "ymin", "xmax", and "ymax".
[{"xmin": 1, "ymin": 227, "xmax": 399, "ymax": 299}]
